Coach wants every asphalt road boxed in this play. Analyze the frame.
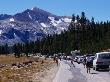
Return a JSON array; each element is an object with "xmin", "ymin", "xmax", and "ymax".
[
  {"xmin": 53, "ymin": 60, "xmax": 110, "ymax": 82},
  {"xmin": 74, "ymin": 61, "xmax": 110, "ymax": 82},
  {"xmin": 53, "ymin": 60, "xmax": 87, "ymax": 82}
]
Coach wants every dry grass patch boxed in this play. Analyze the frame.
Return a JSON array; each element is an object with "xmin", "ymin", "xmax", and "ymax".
[{"xmin": 0, "ymin": 55, "xmax": 55, "ymax": 82}]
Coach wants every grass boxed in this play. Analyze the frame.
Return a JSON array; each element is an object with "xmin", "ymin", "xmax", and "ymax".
[{"xmin": 0, "ymin": 55, "xmax": 55, "ymax": 82}]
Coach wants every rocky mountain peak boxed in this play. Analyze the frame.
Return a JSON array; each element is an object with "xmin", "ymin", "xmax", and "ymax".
[{"xmin": 0, "ymin": 7, "xmax": 72, "ymax": 45}]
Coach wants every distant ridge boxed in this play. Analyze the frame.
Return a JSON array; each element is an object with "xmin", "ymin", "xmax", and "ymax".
[{"xmin": 0, "ymin": 7, "xmax": 72, "ymax": 45}]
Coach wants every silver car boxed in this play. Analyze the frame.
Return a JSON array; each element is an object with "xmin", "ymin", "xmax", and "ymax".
[{"xmin": 93, "ymin": 52, "xmax": 110, "ymax": 71}]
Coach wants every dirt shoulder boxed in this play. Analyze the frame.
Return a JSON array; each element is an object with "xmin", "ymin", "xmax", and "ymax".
[
  {"xmin": 0, "ymin": 55, "xmax": 58, "ymax": 82},
  {"xmin": 32, "ymin": 63, "xmax": 59, "ymax": 82}
]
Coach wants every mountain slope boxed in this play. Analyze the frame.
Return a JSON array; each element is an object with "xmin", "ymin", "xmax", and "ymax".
[{"xmin": 0, "ymin": 7, "xmax": 71, "ymax": 45}]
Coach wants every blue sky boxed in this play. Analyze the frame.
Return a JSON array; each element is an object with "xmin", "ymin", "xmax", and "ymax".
[{"xmin": 0, "ymin": 0, "xmax": 109, "ymax": 21}]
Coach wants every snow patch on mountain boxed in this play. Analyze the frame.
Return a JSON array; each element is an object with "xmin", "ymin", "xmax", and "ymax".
[
  {"xmin": 62, "ymin": 18, "xmax": 71, "ymax": 22},
  {"xmin": 40, "ymin": 23, "xmax": 48, "ymax": 27},
  {"xmin": 9, "ymin": 18, "xmax": 15, "ymax": 22},
  {"xmin": 28, "ymin": 12, "xmax": 32, "ymax": 19},
  {"xmin": 31, "ymin": 7, "xmax": 34, "ymax": 10},
  {"xmin": 48, "ymin": 17, "xmax": 57, "ymax": 26},
  {"xmin": 48, "ymin": 16, "xmax": 62, "ymax": 26},
  {"xmin": 0, "ymin": 30, "xmax": 2, "ymax": 35},
  {"xmin": 74, "ymin": 20, "xmax": 77, "ymax": 23},
  {"xmin": 10, "ymin": 23, "xmax": 15, "ymax": 27},
  {"xmin": 48, "ymin": 16, "xmax": 54, "ymax": 20}
]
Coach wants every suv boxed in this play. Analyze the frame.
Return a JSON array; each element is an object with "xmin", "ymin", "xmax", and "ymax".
[{"xmin": 93, "ymin": 52, "xmax": 110, "ymax": 71}]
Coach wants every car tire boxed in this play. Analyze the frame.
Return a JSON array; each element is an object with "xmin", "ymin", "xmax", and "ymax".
[
  {"xmin": 78, "ymin": 62, "xmax": 80, "ymax": 64},
  {"xmin": 93, "ymin": 66, "xmax": 95, "ymax": 70}
]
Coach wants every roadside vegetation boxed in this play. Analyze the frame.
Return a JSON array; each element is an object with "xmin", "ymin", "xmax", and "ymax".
[{"xmin": 0, "ymin": 55, "xmax": 55, "ymax": 82}]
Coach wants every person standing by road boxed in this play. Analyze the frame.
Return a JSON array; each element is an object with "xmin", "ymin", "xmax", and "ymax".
[
  {"xmin": 55, "ymin": 57, "xmax": 59, "ymax": 66},
  {"xmin": 83, "ymin": 56, "xmax": 86, "ymax": 68},
  {"xmin": 70, "ymin": 59, "xmax": 75, "ymax": 67},
  {"xmin": 53, "ymin": 55, "xmax": 59, "ymax": 66},
  {"xmin": 53, "ymin": 56, "xmax": 56, "ymax": 62},
  {"xmin": 86, "ymin": 57, "xmax": 91, "ymax": 73},
  {"xmin": 59, "ymin": 56, "xmax": 61, "ymax": 61}
]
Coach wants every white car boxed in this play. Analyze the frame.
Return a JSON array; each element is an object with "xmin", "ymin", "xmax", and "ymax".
[
  {"xmin": 93, "ymin": 52, "xmax": 110, "ymax": 71},
  {"xmin": 77, "ymin": 56, "xmax": 84, "ymax": 64},
  {"xmin": 74, "ymin": 56, "xmax": 80, "ymax": 62}
]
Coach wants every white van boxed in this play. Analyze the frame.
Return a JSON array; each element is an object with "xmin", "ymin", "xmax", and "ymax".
[{"xmin": 93, "ymin": 52, "xmax": 110, "ymax": 71}]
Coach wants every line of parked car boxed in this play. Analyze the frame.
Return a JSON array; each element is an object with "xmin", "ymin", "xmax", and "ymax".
[
  {"xmin": 73, "ymin": 52, "xmax": 110, "ymax": 71},
  {"xmin": 74, "ymin": 55, "xmax": 95, "ymax": 67}
]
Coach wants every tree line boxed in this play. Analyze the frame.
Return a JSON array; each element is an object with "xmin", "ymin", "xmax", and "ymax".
[
  {"xmin": 40, "ymin": 12, "xmax": 110, "ymax": 54},
  {"xmin": 0, "ymin": 12, "xmax": 110, "ymax": 56}
]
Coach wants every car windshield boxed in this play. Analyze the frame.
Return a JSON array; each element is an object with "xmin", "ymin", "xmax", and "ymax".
[
  {"xmin": 99, "ymin": 53, "xmax": 110, "ymax": 59},
  {"xmin": 75, "ymin": 53, "xmax": 81, "ymax": 56}
]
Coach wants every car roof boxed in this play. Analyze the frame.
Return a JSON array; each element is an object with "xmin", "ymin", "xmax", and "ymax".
[
  {"xmin": 96, "ymin": 52, "xmax": 110, "ymax": 55},
  {"xmin": 90, "ymin": 56, "xmax": 95, "ymax": 57}
]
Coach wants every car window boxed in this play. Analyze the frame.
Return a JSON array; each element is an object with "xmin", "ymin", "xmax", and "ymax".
[{"xmin": 99, "ymin": 53, "xmax": 110, "ymax": 59}]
